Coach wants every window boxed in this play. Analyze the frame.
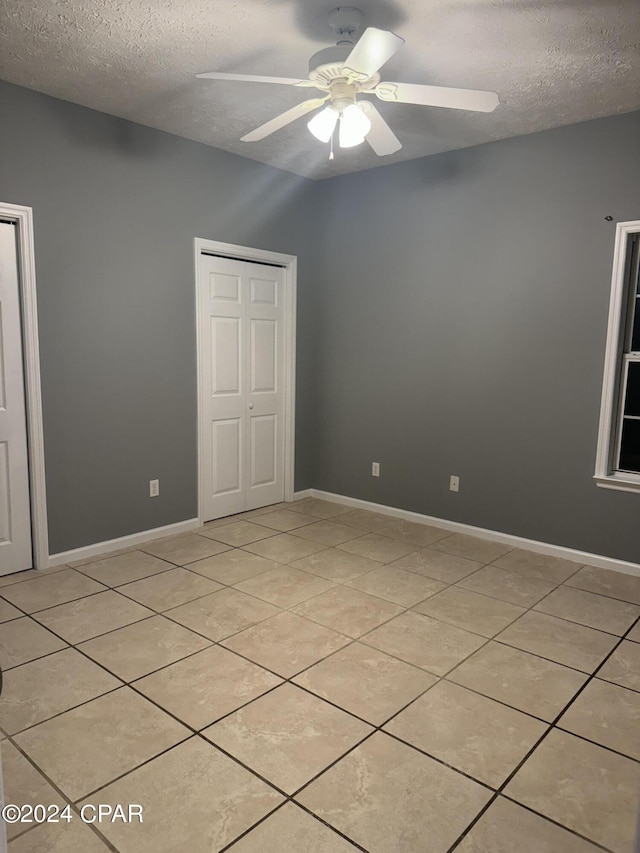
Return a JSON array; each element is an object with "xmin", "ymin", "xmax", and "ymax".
[{"xmin": 595, "ymin": 220, "xmax": 640, "ymax": 492}]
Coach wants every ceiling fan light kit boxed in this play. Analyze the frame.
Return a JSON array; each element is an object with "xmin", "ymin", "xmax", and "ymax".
[
  {"xmin": 196, "ymin": 6, "xmax": 500, "ymax": 160},
  {"xmin": 307, "ymin": 106, "xmax": 339, "ymax": 143},
  {"xmin": 338, "ymin": 103, "xmax": 371, "ymax": 147}
]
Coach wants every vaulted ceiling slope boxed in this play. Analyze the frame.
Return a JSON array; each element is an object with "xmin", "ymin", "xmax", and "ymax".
[{"xmin": 1, "ymin": 0, "xmax": 639, "ymax": 179}]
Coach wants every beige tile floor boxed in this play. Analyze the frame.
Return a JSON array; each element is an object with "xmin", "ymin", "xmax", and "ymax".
[{"xmin": 0, "ymin": 498, "xmax": 639, "ymax": 852}]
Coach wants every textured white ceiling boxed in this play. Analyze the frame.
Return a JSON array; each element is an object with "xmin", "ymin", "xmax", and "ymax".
[{"xmin": 1, "ymin": 0, "xmax": 639, "ymax": 179}]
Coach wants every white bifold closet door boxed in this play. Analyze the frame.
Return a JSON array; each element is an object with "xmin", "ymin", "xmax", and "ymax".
[
  {"xmin": 199, "ymin": 253, "xmax": 285, "ymax": 520},
  {"xmin": 0, "ymin": 222, "xmax": 32, "ymax": 575}
]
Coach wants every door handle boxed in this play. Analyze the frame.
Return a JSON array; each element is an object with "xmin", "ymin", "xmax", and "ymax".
[{"xmin": 249, "ymin": 404, "xmax": 254, "ymax": 410}]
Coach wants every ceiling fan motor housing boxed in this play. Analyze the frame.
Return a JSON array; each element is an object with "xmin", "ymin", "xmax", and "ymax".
[
  {"xmin": 308, "ymin": 46, "xmax": 350, "ymax": 77},
  {"xmin": 308, "ymin": 46, "xmax": 380, "ymax": 94}
]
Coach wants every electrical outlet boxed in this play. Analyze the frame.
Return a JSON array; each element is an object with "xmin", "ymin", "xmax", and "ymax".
[
  {"xmin": 372, "ymin": 462, "xmax": 380, "ymax": 477},
  {"xmin": 149, "ymin": 479, "xmax": 160, "ymax": 497},
  {"xmin": 449, "ymin": 475, "xmax": 459, "ymax": 493}
]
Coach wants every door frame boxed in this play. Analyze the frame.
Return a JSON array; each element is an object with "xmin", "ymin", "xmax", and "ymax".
[
  {"xmin": 0, "ymin": 202, "xmax": 49, "ymax": 570},
  {"xmin": 194, "ymin": 238, "xmax": 297, "ymax": 524}
]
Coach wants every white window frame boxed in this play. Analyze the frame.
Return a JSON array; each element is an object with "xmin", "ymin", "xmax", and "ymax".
[{"xmin": 595, "ymin": 219, "xmax": 640, "ymax": 493}]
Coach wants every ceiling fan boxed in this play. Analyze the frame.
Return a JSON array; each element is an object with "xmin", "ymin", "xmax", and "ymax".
[{"xmin": 197, "ymin": 7, "xmax": 500, "ymax": 157}]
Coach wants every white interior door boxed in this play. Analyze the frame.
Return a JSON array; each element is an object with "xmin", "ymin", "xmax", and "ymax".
[
  {"xmin": 0, "ymin": 222, "xmax": 32, "ymax": 575},
  {"xmin": 199, "ymin": 253, "xmax": 286, "ymax": 520}
]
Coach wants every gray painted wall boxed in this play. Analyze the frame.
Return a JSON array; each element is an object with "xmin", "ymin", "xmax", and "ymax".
[
  {"xmin": 310, "ymin": 111, "xmax": 640, "ymax": 563},
  {"xmin": 0, "ymin": 80, "xmax": 319, "ymax": 553},
  {"xmin": 2, "ymin": 76, "xmax": 639, "ymax": 563}
]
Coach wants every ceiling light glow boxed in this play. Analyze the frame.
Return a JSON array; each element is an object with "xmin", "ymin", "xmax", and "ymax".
[
  {"xmin": 338, "ymin": 104, "xmax": 371, "ymax": 148},
  {"xmin": 307, "ymin": 106, "xmax": 339, "ymax": 142}
]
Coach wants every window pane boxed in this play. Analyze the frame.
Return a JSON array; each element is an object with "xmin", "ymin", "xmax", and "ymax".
[
  {"xmin": 624, "ymin": 363, "xmax": 640, "ymax": 416},
  {"xmin": 619, "ymin": 419, "xmax": 640, "ymax": 473},
  {"xmin": 632, "ymin": 296, "xmax": 640, "ymax": 352},
  {"xmin": 631, "ymin": 260, "xmax": 640, "ymax": 352}
]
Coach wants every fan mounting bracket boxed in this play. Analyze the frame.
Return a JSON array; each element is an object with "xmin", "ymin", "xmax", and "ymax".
[{"xmin": 328, "ymin": 7, "xmax": 364, "ymax": 45}]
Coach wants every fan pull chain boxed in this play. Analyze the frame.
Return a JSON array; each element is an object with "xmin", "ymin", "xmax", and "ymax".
[{"xmin": 329, "ymin": 131, "xmax": 334, "ymax": 160}]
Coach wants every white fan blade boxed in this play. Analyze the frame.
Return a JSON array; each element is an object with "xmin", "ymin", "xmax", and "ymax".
[
  {"xmin": 241, "ymin": 97, "xmax": 328, "ymax": 142},
  {"xmin": 360, "ymin": 102, "xmax": 402, "ymax": 155},
  {"xmin": 196, "ymin": 72, "xmax": 315, "ymax": 88},
  {"xmin": 376, "ymin": 82, "xmax": 499, "ymax": 112},
  {"xmin": 343, "ymin": 28, "xmax": 405, "ymax": 83}
]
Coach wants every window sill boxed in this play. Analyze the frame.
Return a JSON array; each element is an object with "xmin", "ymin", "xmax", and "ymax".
[{"xmin": 594, "ymin": 474, "xmax": 640, "ymax": 494}]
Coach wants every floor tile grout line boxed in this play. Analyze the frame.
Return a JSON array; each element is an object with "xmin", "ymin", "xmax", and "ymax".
[
  {"xmin": 4, "ymin": 597, "xmax": 360, "ymax": 738},
  {"xmin": 12, "ymin": 733, "xmax": 202, "ymax": 820},
  {"xmin": 0, "ymin": 565, "xmax": 70, "ymax": 593},
  {"xmin": 31, "ymin": 608, "xmax": 158, "ymax": 648},
  {"xmin": 562, "ymin": 578, "xmax": 640, "ymax": 607},
  {"xmin": 4, "ymin": 683, "xmax": 125, "ymax": 739},
  {"xmin": 453, "ymin": 575, "xmax": 560, "ymax": 611},
  {"xmin": 450, "ymin": 566, "xmax": 639, "ymax": 633},
  {"xmin": 446, "ymin": 615, "xmax": 640, "ymax": 852},
  {"xmin": 284, "ymin": 727, "xmax": 380, "ymax": 801},
  {"xmin": 2, "ymin": 549, "xmax": 630, "ymax": 706},
  {"xmin": 0, "ymin": 582, "xmax": 112, "ymax": 616},
  {"xmin": 407, "ymin": 597, "xmax": 528, "ymax": 641},
  {"xmin": 2, "ymin": 532, "xmax": 636, "ymax": 784},
  {"xmin": 3, "ymin": 731, "xmax": 122, "ymax": 852},
  {"xmin": 553, "ymin": 723, "xmax": 640, "ymax": 765},
  {"xmin": 429, "ymin": 558, "xmax": 631, "ymax": 677},
  {"xmin": 489, "ymin": 637, "xmax": 610, "ymax": 677},
  {"xmin": 214, "ymin": 801, "xmax": 293, "ymax": 853},
  {"xmin": 15, "ymin": 672, "xmax": 284, "ymax": 811},
  {"xmin": 196, "ymin": 730, "xmax": 312, "ymax": 799},
  {"xmin": 6, "ymin": 810, "xmax": 120, "ymax": 852},
  {"xmin": 23, "ymin": 574, "xmax": 289, "ymax": 652},
  {"xmin": 0, "ymin": 603, "xmax": 226, "ymax": 739},
  {"xmin": 498, "ymin": 576, "xmax": 638, "ymax": 636},
  {"xmin": 529, "ymin": 603, "xmax": 640, "ymax": 639},
  {"xmin": 158, "ymin": 602, "xmax": 287, "ymax": 647},
  {"xmin": 73, "ymin": 554, "xmax": 178, "ymax": 582},
  {"xmin": 203, "ymin": 720, "xmax": 375, "ymax": 853},
  {"xmin": 89, "ymin": 636, "xmax": 218, "ymax": 687},
  {"xmin": 0, "ymin": 615, "xmax": 26, "ymax": 628},
  {"xmin": 248, "ymin": 588, "xmax": 633, "ymax": 758},
  {"xmin": 288, "ymin": 801, "xmax": 371, "ymax": 853},
  {"xmin": 3, "ymin": 611, "xmax": 160, "ymax": 673},
  {"xmin": 378, "ymin": 728, "xmax": 499, "ymax": 792},
  {"xmin": 203, "ymin": 531, "xmax": 287, "ymax": 549},
  {"xmin": 499, "ymin": 795, "xmax": 615, "ymax": 852},
  {"xmin": 288, "ymin": 675, "xmax": 438, "ymax": 731},
  {"xmin": 2, "ymin": 502, "xmax": 633, "ymax": 593},
  {"xmin": 220, "ymin": 796, "xmax": 372, "ymax": 853},
  {"xmin": 68, "ymin": 732, "xmax": 196, "ymax": 806},
  {"xmin": 9, "ymin": 525, "xmax": 634, "ymax": 631},
  {"xmin": 2, "ymin": 548, "xmax": 621, "ymax": 730},
  {"xmin": 11, "ymin": 579, "xmax": 285, "ymax": 668},
  {"xmin": 2, "ymin": 544, "xmax": 636, "ymax": 844},
  {"xmin": 485, "ymin": 553, "xmax": 586, "ymax": 583},
  {"xmin": 0, "ymin": 642, "xmax": 73, "ymax": 674},
  {"xmin": 112, "ymin": 579, "xmax": 232, "ymax": 616},
  {"xmin": 469, "ymin": 612, "xmax": 640, "ymax": 765},
  {"xmin": 135, "ymin": 544, "xmax": 232, "ymax": 565},
  {"xmin": 129, "ymin": 665, "xmax": 287, "ymax": 731},
  {"xmin": 3, "ymin": 600, "xmax": 504, "ymax": 841}
]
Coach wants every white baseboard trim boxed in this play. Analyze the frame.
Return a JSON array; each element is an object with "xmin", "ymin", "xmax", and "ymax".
[
  {"xmin": 295, "ymin": 490, "xmax": 640, "ymax": 578},
  {"xmin": 292, "ymin": 489, "xmax": 314, "ymax": 501},
  {"xmin": 47, "ymin": 518, "xmax": 201, "ymax": 568}
]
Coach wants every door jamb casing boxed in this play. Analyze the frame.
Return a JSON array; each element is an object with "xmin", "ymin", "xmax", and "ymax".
[
  {"xmin": 194, "ymin": 238, "xmax": 297, "ymax": 524},
  {"xmin": 0, "ymin": 202, "xmax": 49, "ymax": 570}
]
